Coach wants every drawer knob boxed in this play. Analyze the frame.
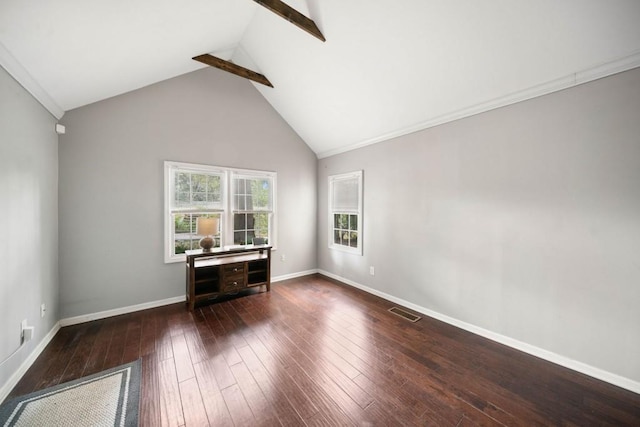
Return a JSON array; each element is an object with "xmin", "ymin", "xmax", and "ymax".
[
  {"xmin": 233, "ymin": 268, "xmax": 238, "ymax": 272},
  {"xmin": 233, "ymin": 281, "xmax": 238, "ymax": 286}
]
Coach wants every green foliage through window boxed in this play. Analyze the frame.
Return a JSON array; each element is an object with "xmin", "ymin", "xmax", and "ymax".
[
  {"xmin": 333, "ymin": 214, "xmax": 358, "ymax": 248},
  {"xmin": 166, "ymin": 161, "xmax": 276, "ymax": 262},
  {"xmin": 175, "ymin": 172, "xmax": 221, "ymax": 209}
]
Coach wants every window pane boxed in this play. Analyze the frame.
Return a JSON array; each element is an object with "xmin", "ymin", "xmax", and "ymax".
[
  {"xmin": 340, "ymin": 214, "xmax": 349, "ymax": 229},
  {"xmin": 334, "ymin": 230, "xmax": 342, "ymax": 245},
  {"xmin": 234, "ymin": 213, "xmax": 246, "ymax": 230},
  {"xmin": 173, "ymin": 170, "xmax": 222, "ymax": 210},
  {"xmin": 175, "ymin": 173, "xmax": 190, "ymax": 195},
  {"xmin": 349, "ymin": 232, "xmax": 358, "ymax": 248},
  {"xmin": 174, "ymin": 214, "xmax": 190, "ymax": 233},
  {"xmin": 173, "ymin": 212, "xmax": 220, "ymax": 254},
  {"xmin": 234, "ymin": 231, "xmax": 245, "ymax": 245},
  {"xmin": 174, "ymin": 212, "xmax": 196, "ymax": 254},
  {"xmin": 349, "ymin": 215, "xmax": 358, "ymax": 231},
  {"xmin": 209, "ymin": 176, "xmax": 222, "ymax": 204},
  {"xmin": 234, "ymin": 176, "xmax": 272, "ymax": 211},
  {"xmin": 176, "ymin": 191, "xmax": 190, "ymax": 205},
  {"xmin": 192, "ymin": 174, "xmax": 206, "ymax": 192},
  {"xmin": 234, "ymin": 212, "xmax": 269, "ymax": 245},
  {"xmin": 250, "ymin": 178, "xmax": 271, "ymax": 210},
  {"xmin": 254, "ymin": 213, "xmax": 268, "ymax": 238}
]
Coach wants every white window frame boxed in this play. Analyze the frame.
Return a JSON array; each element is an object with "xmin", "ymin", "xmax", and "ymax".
[
  {"xmin": 231, "ymin": 172, "xmax": 276, "ymax": 247},
  {"xmin": 164, "ymin": 161, "xmax": 277, "ymax": 263},
  {"xmin": 328, "ymin": 170, "xmax": 363, "ymax": 255}
]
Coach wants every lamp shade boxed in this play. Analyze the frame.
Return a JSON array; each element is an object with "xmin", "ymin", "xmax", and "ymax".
[{"xmin": 196, "ymin": 217, "xmax": 218, "ymax": 236}]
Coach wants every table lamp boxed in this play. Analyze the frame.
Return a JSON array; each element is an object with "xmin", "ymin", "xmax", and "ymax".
[{"xmin": 196, "ymin": 217, "xmax": 218, "ymax": 251}]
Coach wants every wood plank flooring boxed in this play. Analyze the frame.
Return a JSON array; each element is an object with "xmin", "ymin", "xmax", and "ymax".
[{"xmin": 7, "ymin": 274, "xmax": 640, "ymax": 426}]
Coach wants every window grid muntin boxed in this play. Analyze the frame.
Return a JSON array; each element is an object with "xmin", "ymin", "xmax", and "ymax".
[
  {"xmin": 233, "ymin": 212, "xmax": 270, "ymax": 245},
  {"xmin": 165, "ymin": 161, "xmax": 276, "ymax": 263},
  {"xmin": 332, "ymin": 213, "xmax": 359, "ymax": 248},
  {"xmin": 233, "ymin": 174, "xmax": 273, "ymax": 245},
  {"xmin": 173, "ymin": 170, "xmax": 223, "ymax": 210},
  {"xmin": 173, "ymin": 212, "xmax": 222, "ymax": 255}
]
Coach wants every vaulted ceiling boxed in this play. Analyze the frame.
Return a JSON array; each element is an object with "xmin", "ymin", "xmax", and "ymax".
[{"xmin": 2, "ymin": 0, "xmax": 640, "ymax": 157}]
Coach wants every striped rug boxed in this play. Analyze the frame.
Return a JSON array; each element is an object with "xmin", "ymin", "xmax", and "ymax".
[{"xmin": 0, "ymin": 359, "xmax": 140, "ymax": 427}]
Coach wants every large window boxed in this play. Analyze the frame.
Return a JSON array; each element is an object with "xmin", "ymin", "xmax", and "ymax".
[
  {"xmin": 328, "ymin": 170, "xmax": 363, "ymax": 255},
  {"xmin": 165, "ymin": 161, "xmax": 276, "ymax": 262}
]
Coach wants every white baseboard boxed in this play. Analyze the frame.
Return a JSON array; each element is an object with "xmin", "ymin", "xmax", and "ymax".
[
  {"xmin": 318, "ymin": 269, "xmax": 640, "ymax": 395},
  {"xmin": 0, "ymin": 321, "xmax": 61, "ymax": 404},
  {"xmin": 57, "ymin": 270, "xmax": 323, "ymax": 327},
  {"xmin": 1, "ymin": 271, "xmax": 322, "ymax": 402},
  {"xmin": 59, "ymin": 269, "xmax": 321, "ymax": 328},
  {"xmin": 59, "ymin": 295, "xmax": 186, "ymax": 327},
  {"xmin": 272, "ymin": 269, "xmax": 319, "ymax": 283}
]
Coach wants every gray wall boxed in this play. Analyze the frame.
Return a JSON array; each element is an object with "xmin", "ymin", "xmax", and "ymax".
[
  {"xmin": 0, "ymin": 67, "xmax": 59, "ymax": 388},
  {"xmin": 318, "ymin": 68, "xmax": 640, "ymax": 384},
  {"xmin": 59, "ymin": 68, "xmax": 317, "ymax": 319}
]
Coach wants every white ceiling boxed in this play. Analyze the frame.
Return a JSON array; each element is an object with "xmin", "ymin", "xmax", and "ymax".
[{"xmin": 2, "ymin": 0, "xmax": 640, "ymax": 157}]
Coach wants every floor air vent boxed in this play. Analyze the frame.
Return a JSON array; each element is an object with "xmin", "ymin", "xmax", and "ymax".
[{"xmin": 388, "ymin": 307, "xmax": 421, "ymax": 322}]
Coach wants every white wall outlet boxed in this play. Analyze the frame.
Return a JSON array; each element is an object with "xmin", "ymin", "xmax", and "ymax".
[
  {"xmin": 23, "ymin": 326, "xmax": 35, "ymax": 341},
  {"xmin": 40, "ymin": 303, "xmax": 46, "ymax": 318},
  {"xmin": 369, "ymin": 266, "xmax": 375, "ymax": 276},
  {"xmin": 281, "ymin": 254, "xmax": 286, "ymax": 262},
  {"xmin": 21, "ymin": 319, "xmax": 35, "ymax": 342}
]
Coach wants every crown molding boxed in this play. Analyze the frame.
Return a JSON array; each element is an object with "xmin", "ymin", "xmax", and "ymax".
[
  {"xmin": 0, "ymin": 41, "xmax": 64, "ymax": 120},
  {"xmin": 317, "ymin": 50, "xmax": 640, "ymax": 159}
]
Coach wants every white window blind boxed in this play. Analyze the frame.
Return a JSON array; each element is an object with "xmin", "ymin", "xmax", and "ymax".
[{"xmin": 331, "ymin": 175, "xmax": 360, "ymax": 213}]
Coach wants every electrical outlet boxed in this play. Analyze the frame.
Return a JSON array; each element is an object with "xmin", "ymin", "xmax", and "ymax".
[
  {"xmin": 21, "ymin": 319, "xmax": 27, "ymax": 342},
  {"xmin": 40, "ymin": 303, "xmax": 46, "ymax": 318},
  {"xmin": 21, "ymin": 319, "xmax": 35, "ymax": 342},
  {"xmin": 369, "ymin": 266, "xmax": 375, "ymax": 276},
  {"xmin": 281, "ymin": 254, "xmax": 286, "ymax": 262}
]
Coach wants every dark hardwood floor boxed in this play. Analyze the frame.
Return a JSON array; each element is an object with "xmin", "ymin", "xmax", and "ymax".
[{"xmin": 7, "ymin": 275, "xmax": 640, "ymax": 426}]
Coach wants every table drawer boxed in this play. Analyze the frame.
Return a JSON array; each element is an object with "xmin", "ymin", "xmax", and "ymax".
[
  {"xmin": 222, "ymin": 277, "xmax": 244, "ymax": 292},
  {"xmin": 223, "ymin": 264, "xmax": 245, "ymax": 276},
  {"xmin": 222, "ymin": 263, "xmax": 245, "ymax": 292}
]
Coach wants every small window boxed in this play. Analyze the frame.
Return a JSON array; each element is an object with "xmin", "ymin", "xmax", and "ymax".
[{"xmin": 329, "ymin": 171, "xmax": 363, "ymax": 255}]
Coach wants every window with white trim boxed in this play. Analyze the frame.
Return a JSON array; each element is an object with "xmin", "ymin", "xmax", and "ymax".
[
  {"xmin": 233, "ymin": 174, "xmax": 273, "ymax": 245},
  {"xmin": 164, "ymin": 161, "xmax": 276, "ymax": 262},
  {"xmin": 328, "ymin": 170, "xmax": 363, "ymax": 255}
]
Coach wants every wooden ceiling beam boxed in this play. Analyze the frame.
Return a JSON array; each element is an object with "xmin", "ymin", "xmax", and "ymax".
[
  {"xmin": 253, "ymin": 0, "xmax": 326, "ymax": 42},
  {"xmin": 192, "ymin": 54, "xmax": 273, "ymax": 87}
]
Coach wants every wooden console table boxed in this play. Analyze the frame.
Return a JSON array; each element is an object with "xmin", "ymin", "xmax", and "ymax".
[{"xmin": 185, "ymin": 245, "xmax": 271, "ymax": 311}]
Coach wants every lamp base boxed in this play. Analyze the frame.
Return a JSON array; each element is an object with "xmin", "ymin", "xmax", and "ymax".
[{"xmin": 199, "ymin": 236, "xmax": 214, "ymax": 251}]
